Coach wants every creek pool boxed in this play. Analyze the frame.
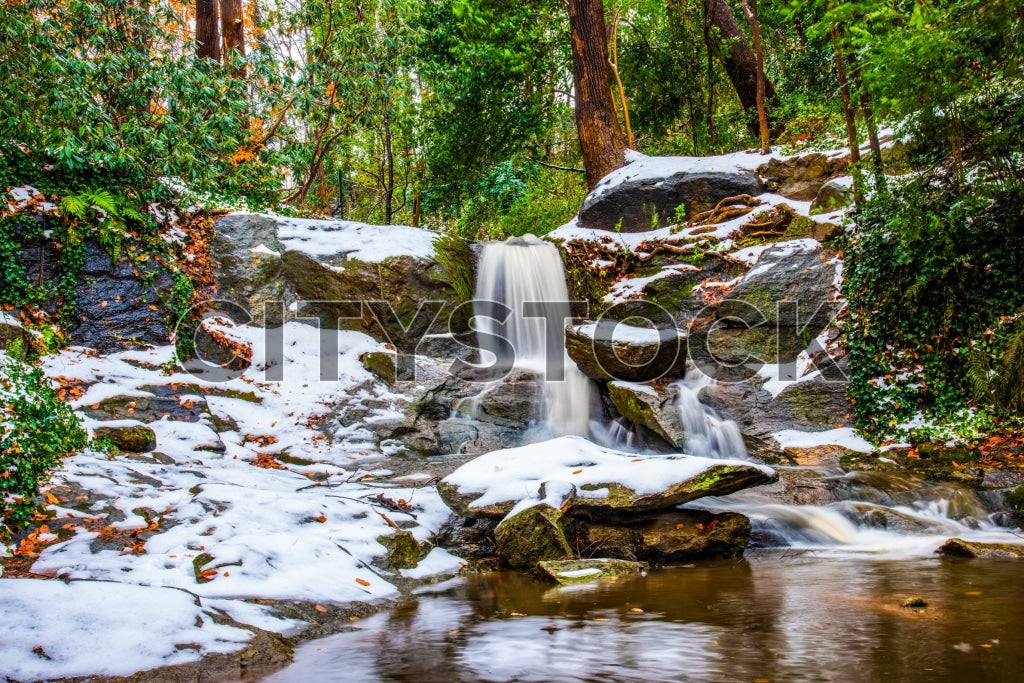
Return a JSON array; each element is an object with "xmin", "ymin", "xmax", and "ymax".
[{"xmin": 255, "ymin": 554, "xmax": 1024, "ymax": 682}]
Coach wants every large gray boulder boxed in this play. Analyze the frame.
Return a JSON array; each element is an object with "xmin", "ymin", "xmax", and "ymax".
[
  {"xmin": 578, "ymin": 152, "xmax": 764, "ymax": 232},
  {"xmin": 209, "ymin": 213, "xmax": 291, "ymax": 325},
  {"xmin": 606, "ymin": 381, "xmax": 686, "ymax": 447}
]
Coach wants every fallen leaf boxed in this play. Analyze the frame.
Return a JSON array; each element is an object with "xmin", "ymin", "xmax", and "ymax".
[
  {"xmin": 355, "ymin": 578, "xmax": 371, "ymax": 587},
  {"xmin": 314, "ymin": 604, "xmax": 327, "ymax": 613}
]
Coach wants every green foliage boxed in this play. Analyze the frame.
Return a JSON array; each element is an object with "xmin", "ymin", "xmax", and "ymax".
[
  {"xmin": 842, "ymin": 175, "xmax": 1024, "ymax": 443},
  {"xmin": 1, "ymin": 348, "xmax": 87, "ymax": 535}
]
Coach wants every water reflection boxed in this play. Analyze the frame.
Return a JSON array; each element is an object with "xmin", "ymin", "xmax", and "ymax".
[{"xmin": 256, "ymin": 558, "xmax": 1024, "ymax": 682}]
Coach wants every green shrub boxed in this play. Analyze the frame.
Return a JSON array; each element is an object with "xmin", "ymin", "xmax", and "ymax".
[
  {"xmin": 1, "ymin": 349, "xmax": 87, "ymax": 535},
  {"xmin": 842, "ymin": 174, "xmax": 1024, "ymax": 443}
]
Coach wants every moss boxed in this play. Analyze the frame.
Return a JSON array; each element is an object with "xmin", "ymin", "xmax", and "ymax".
[
  {"xmin": 494, "ymin": 504, "xmax": 574, "ymax": 568},
  {"xmin": 901, "ymin": 596, "xmax": 928, "ymax": 608},
  {"xmin": 689, "ymin": 466, "xmax": 734, "ymax": 492},
  {"xmin": 783, "ymin": 215, "xmax": 816, "ymax": 239},
  {"xmin": 536, "ymin": 558, "xmax": 647, "ymax": 584},
  {"xmin": 360, "ymin": 350, "xmax": 397, "ymax": 386},
  {"xmin": 92, "ymin": 424, "xmax": 156, "ymax": 453},
  {"xmin": 579, "ymin": 482, "xmax": 639, "ymax": 508},
  {"xmin": 377, "ymin": 529, "xmax": 431, "ymax": 570}
]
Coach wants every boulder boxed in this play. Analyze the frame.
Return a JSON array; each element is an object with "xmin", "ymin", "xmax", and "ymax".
[
  {"xmin": 606, "ymin": 381, "xmax": 686, "ymax": 447},
  {"xmin": 535, "ymin": 558, "xmax": 647, "ymax": 584},
  {"xmin": 578, "ymin": 152, "xmax": 764, "ymax": 232},
  {"xmin": 758, "ymin": 152, "xmax": 849, "ymax": 201},
  {"xmin": 574, "ymin": 509, "xmax": 751, "ymax": 561},
  {"xmin": 437, "ymin": 435, "xmax": 776, "ymax": 520},
  {"xmin": 494, "ymin": 503, "xmax": 575, "ymax": 569},
  {"xmin": 566, "ymin": 322, "xmax": 688, "ymax": 382},
  {"xmin": 209, "ymin": 213, "xmax": 290, "ymax": 325},
  {"xmin": 453, "ymin": 368, "xmax": 545, "ymax": 427},
  {"xmin": 93, "ymin": 423, "xmax": 157, "ymax": 453},
  {"xmin": 715, "ymin": 239, "xmax": 839, "ymax": 331},
  {"xmin": 810, "ymin": 176, "xmax": 854, "ymax": 213},
  {"xmin": 377, "ymin": 530, "xmax": 432, "ymax": 570},
  {"xmin": 936, "ymin": 538, "xmax": 1024, "ymax": 559}
]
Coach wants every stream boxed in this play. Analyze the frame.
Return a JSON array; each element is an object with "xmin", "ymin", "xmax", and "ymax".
[{"xmin": 255, "ymin": 553, "xmax": 1024, "ymax": 682}]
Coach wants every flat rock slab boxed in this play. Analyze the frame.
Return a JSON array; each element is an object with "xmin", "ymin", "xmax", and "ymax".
[
  {"xmin": 437, "ymin": 435, "xmax": 776, "ymax": 520},
  {"xmin": 566, "ymin": 322, "xmax": 688, "ymax": 383},
  {"xmin": 536, "ymin": 558, "xmax": 648, "ymax": 585},
  {"xmin": 936, "ymin": 538, "xmax": 1024, "ymax": 559}
]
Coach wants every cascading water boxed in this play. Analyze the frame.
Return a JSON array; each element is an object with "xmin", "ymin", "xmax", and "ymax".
[
  {"xmin": 472, "ymin": 234, "xmax": 594, "ymax": 436},
  {"xmin": 672, "ymin": 370, "xmax": 748, "ymax": 459}
]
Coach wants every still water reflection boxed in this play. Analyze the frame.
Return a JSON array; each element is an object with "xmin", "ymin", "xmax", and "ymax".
[{"xmin": 257, "ymin": 555, "xmax": 1024, "ymax": 682}]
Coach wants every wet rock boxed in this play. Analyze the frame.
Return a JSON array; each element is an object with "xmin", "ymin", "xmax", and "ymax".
[
  {"xmin": 758, "ymin": 152, "xmax": 849, "ymax": 201},
  {"xmin": 70, "ymin": 240, "xmax": 174, "ymax": 349},
  {"xmin": 535, "ymin": 558, "xmax": 647, "ymax": 584},
  {"xmin": 92, "ymin": 423, "xmax": 157, "ymax": 453},
  {"xmin": 574, "ymin": 509, "xmax": 751, "ymax": 562},
  {"xmin": 453, "ymin": 368, "xmax": 545, "ymax": 427},
  {"xmin": 1005, "ymin": 485, "xmax": 1024, "ymax": 525},
  {"xmin": 578, "ymin": 155, "xmax": 764, "ymax": 232},
  {"xmin": 494, "ymin": 503, "xmax": 574, "ymax": 569},
  {"xmin": 210, "ymin": 213, "xmax": 290, "ymax": 325},
  {"xmin": 901, "ymin": 596, "xmax": 928, "ymax": 608},
  {"xmin": 606, "ymin": 381, "xmax": 686, "ymax": 447},
  {"xmin": 936, "ymin": 538, "xmax": 1024, "ymax": 559},
  {"xmin": 377, "ymin": 530, "xmax": 432, "ymax": 570},
  {"xmin": 81, "ymin": 387, "xmax": 208, "ymax": 423},
  {"xmin": 810, "ymin": 177, "xmax": 854, "ymax": 212},
  {"xmin": 844, "ymin": 503, "xmax": 943, "ymax": 534},
  {"xmin": 565, "ymin": 322, "xmax": 688, "ymax": 382},
  {"xmin": 765, "ymin": 377, "xmax": 855, "ymax": 432},
  {"xmin": 360, "ymin": 350, "xmax": 399, "ymax": 386},
  {"xmin": 811, "ymin": 220, "xmax": 844, "ymax": 243}
]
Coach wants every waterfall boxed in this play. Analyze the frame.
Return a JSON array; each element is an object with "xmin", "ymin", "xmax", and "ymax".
[
  {"xmin": 472, "ymin": 234, "xmax": 594, "ymax": 436},
  {"xmin": 672, "ymin": 370, "xmax": 748, "ymax": 459}
]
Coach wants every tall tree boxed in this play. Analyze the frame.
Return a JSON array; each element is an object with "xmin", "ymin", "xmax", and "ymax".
[
  {"xmin": 220, "ymin": 0, "xmax": 245, "ymax": 58},
  {"xmin": 196, "ymin": 0, "xmax": 221, "ymax": 62},
  {"xmin": 706, "ymin": 0, "xmax": 777, "ymax": 136},
  {"xmin": 740, "ymin": 0, "xmax": 769, "ymax": 152},
  {"xmin": 568, "ymin": 0, "xmax": 625, "ymax": 189}
]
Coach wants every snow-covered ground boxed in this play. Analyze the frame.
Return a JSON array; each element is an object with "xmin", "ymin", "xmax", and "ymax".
[{"xmin": 1, "ymin": 322, "xmax": 463, "ymax": 680}]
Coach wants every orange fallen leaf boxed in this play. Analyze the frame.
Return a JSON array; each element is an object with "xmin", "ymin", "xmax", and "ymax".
[
  {"xmin": 355, "ymin": 578, "xmax": 371, "ymax": 587},
  {"xmin": 572, "ymin": 469, "xmax": 583, "ymax": 475},
  {"xmin": 314, "ymin": 604, "xmax": 327, "ymax": 613},
  {"xmin": 316, "ymin": 514, "xmax": 327, "ymax": 523}
]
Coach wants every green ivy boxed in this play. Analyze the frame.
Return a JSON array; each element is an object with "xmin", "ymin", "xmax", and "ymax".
[{"xmin": 1, "ymin": 348, "xmax": 88, "ymax": 536}]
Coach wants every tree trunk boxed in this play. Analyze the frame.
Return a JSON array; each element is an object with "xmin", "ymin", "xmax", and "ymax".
[
  {"xmin": 196, "ymin": 0, "xmax": 221, "ymax": 62},
  {"xmin": 382, "ymin": 98, "xmax": 395, "ymax": 224},
  {"xmin": 568, "ymin": 0, "xmax": 626, "ymax": 189},
  {"xmin": 830, "ymin": 26, "xmax": 860, "ymax": 166},
  {"xmin": 847, "ymin": 51, "xmax": 883, "ymax": 175},
  {"xmin": 741, "ymin": 0, "xmax": 770, "ymax": 152},
  {"xmin": 220, "ymin": 0, "xmax": 246, "ymax": 76},
  {"xmin": 702, "ymin": 0, "xmax": 716, "ymax": 151},
  {"xmin": 706, "ymin": 0, "xmax": 778, "ymax": 136}
]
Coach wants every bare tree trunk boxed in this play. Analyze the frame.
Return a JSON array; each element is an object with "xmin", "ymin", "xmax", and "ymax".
[
  {"xmin": 830, "ymin": 26, "xmax": 860, "ymax": 166},
  {"xmin": 220, "ymin": 0, "xmax": 246, "ymax": 76},
  {"xmin": 706, "ymin": 0, "xmax": 778, "ymax": 136},
  {"xmin": 196, "ymin": 0, "xmax": 221, "ymax": 62},
  {"xmin": 382, "ymin": 99, "xmax": 395, "ymax": 224},
  {"xmin": 702, "ymin": 0, "xmax": 716, "ymax": 152},
  {"xmin": 568, "ymin": 0, "xmax": 626, "ymax": 189},
  {"xmin": 847, "ymin": 51, "xmax": 883, "ymax": 175},
  {"xmin": 608, "ymin": 13, "xmax": 634, "ymax": 150},
  {"xmin": 741, "ymin": 0, "xmax": 770, "ymax": 152}
]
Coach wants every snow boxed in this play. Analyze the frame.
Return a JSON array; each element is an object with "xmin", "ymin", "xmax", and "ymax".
[
  {"xmin": 573, "ymin": 322, "xmax": 685, "ymax": 346},
  {"xmin": 442, "ymin": 435, "xmax": 774, "ymax": 518},
  {"xmin": 249, "ymin": 243, "xmax": 281, "ymax": 257},
  {"xmin": 557, "ymin": 567, "xmax": 602, "ymax": 578},
  {"xmin": 602, "ymin": 264, "xmax": 698, "ymax": 303},
  {"xmin": 271, "ymin": 215, "xmax": 438, "ymax": 262},
  {"xmin": 399, "ymin": 548, "xmax": 465, "ymax": 580},
  {"xmin": 772, "ymin": 428, "xmax": 874, "ymax": 453},
  {"xmin": 0, "ymin": 579, "xmax": 252, "ymax": 680},
  {"xmin": 588, "ymin": 149, "xmax": 775, "ymax": 204},
  {"xmin": 5, "ymin": 320, "xmax": 460, "ymax": 679}
]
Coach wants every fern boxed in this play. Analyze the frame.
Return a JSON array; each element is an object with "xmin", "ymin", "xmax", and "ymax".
[
  {"xmin": 993, "ymin": 323, "xmax": 1024, "ymax": 416},
  {"xmin": 965, "ymin": 347, "xmax": 993, "ymax": 404}
]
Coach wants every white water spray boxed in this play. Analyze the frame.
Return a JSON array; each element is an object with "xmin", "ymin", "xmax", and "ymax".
[
  {"xmin": 672, "ymin": 370, "xmax": 748, "ymax": 459},
  {"xmin": 472, "ymin": 234, "xmax": 594, "ymax": 436}
]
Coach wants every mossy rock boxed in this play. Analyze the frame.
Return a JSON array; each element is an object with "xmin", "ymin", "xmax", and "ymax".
[
  {"xmin": 936, "ymin": 537, "xmax": 1024, "ymax": 559},
  {"xmin": 494, "ymin": 503, "xmax": 574, "ymax": 569},
  {"xmin": 535, "ymin": 558, "xmax": 647, "ymax": 585},
  {"xmin": 607, "ymin": 381, "xmax": 686, "ymax": 447},
  {"xmin": 377, "ymin": 529, "xmax": 432, "ymax": 570},
  {"xmin": 93, "ymin": 423, "xmax": 157, "ymax": 453},
  {"xmin": 1005, "ymin": 484, "xmax": 1024, "ymax": 525},
  {"xmin": 575, "ymin": 509, "xmax": 751, "ymax": 562},
  {"xmin": 782, "ymin": 215, "xmax": 816, "ymax": 239},
  {"xmin": 360, "ymin": 350, "xmax": 398, "ymax": 386}
]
